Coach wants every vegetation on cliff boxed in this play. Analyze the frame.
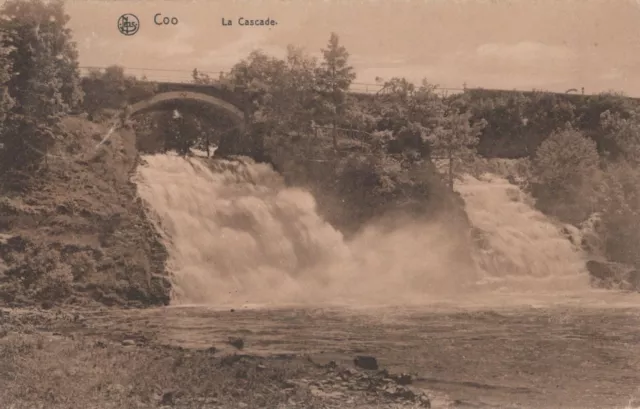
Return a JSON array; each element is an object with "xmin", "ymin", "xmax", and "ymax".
[{"xmin": 0, "ymin": 0, "xmax": 170, "ymax": 307}]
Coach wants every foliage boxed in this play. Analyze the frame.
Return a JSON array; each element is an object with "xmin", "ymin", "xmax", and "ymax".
[
  {"xmin": 461, "ymin": 90, "xmax": 576, "ymax": 158},
  {"xmin": 429, "ymin": 110, "xmax": 486, "ymax": 187},
  {"xmin": 574, "ymin": 92, "xmax": 636, "ymax": 134},
  {"xmin": 531, "ymin": 125, "xmax": 603, "ymax": 224},
  {"xmin": 600, "ymin": 108, "xmax": 640, "ymax": 165},
  {"xmin": 315, "ymin": 32, "xmax": 356, "ymax": 150},
  {"xmin": 213, "ymin": 46, "xmax": 320, "ymax": 161},
  {"xmin": 598, "ymin": 160, "xmax": 640, "ymax": 267},
  {"xmin": 328, "ymin": 153, "xmax": 461, "ymax": 232},
  {"xmin": 372, "ymin": 79, "xmax": 444, "ymax": 158},
  {"xmin": 219, "ymin": 47, "xmax": 317, "ymax": 137},
  {"xmin": 0, "ymin": 0, "xmax": 83, "ymax": 172},
  {"xmin": 214, "ymin": 33, "xmax": 479, "ymax": 232},
  {"xmin": 2, "ymin": 247, "xmax": 73, "ymax": 303},
  {"xmin": 81, "ymin": 65, "xmax": 157, "ymax": 120},
  {"xmin": 192, "ymin": 68, "xmax": 215, "ymax": 85}
]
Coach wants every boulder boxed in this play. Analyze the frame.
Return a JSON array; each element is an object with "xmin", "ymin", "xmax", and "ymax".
[
  {"xmin": 353, "ymin": 355, "xmax": 378, "ymax": 370},
  {"xmin": 586, "ymin": 260, "xmax": 640, "ymax": 291},
  {"xmin": 227, "ymin": 337, "xmax": 244, "ymax": 350}
]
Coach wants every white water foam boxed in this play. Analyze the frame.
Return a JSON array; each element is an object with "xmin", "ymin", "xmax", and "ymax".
[
  {"xmin": 135, "ymin": 155, "xmax": 598, "ymax": 306},
  {"xmin": 456, "ymin": 173, "xmax": 591, "ymax": 292}
]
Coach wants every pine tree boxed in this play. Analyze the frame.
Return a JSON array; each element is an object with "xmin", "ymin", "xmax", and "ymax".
[{"xmin": 316, "ymin": 33, "xmax": 356, "ymax": 152}]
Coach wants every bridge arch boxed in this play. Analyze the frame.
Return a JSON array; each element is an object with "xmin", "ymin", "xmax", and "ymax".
[{"xmin": 126, "ymin": 90, "xmax": 246, "ymax": 130}]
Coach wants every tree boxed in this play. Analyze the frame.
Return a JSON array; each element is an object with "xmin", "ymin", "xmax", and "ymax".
[
  {"xmin": 369, "ymin": 78, "xmax": 446, "ymax": 161},
  {"xmin": 315, "ymin": 33, "xmax": 356, "ymax": 151},
  {"xmin": 192, "ymin": 68, "xmax": 214, "ymax": 85},
  {"xmin": 599, "ymin": 160, "xmax": 640, "ymax": 267},
  {"xmin": 219, "ymin": 47, "xmax": 320, "ymax": 161},
  {"xmin": 429, "ymin": 110, "xmax": 486, "ymax": 188},
  {"xmin": 531, "ymin": 125, "xmax": 603, "ymax": 224},
  {"xmin": 600, "ymin": 108, "xmax": 640, "ymax": 165},
  {"xmin": 82, "ymin": 65, "xmax": 157, "ymax": 120},
  {"xmin": 82, "ymin": 66, "xmax": 126, "ymax": 119},
  {"xmin": 0, "ymin": 0, "xmax": 83, "ymax": 171}
]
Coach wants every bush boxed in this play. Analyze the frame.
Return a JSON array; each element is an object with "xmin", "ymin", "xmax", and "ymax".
[
  {"xmin": 2, "ymin": 246, "xmax": 76, "ymax": 304},
  {"xmin": 34, "ymin": 265, "xmax": 73, "ymax": 302}
]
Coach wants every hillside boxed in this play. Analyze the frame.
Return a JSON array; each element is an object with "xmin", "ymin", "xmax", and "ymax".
[{"xmin": 0, "ymin": 116, "xmax": 171, "ymax": 308}]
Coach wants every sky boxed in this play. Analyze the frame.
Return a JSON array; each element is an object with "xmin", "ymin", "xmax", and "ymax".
[{"xmin": 64, "ymin": 0, "xmax": 640, "ymax": 96}]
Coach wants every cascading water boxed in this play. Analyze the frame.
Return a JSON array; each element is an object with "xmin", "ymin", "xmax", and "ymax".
[
  {"xmin": 455, "ymin": 173, "xmax": 591, "ymax": 292},
  {"xmin": 134, "ymin": 154, "xmax": 591, "ymax": 306}
]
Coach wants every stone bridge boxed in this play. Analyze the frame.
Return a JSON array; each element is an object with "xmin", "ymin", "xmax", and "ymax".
[
  {"xmin": 126, "ymin": 82, "xmax": 251, "ymax": 131},
  {"xmin": 124, "ymin": 81, "xmax": 378, "ymax": 128},
  {"xmin": 122, "ymin": 80, "xmax": 382, "ymax": 160},
  {"xmin": 124, "ymin": 81, "xmax": 274, "ymax": 159}
]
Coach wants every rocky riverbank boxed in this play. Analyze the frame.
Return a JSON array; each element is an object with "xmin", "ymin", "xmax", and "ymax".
[{"xmin": 0, "ymin": 307, "xmax": 439, "ymax": 409}]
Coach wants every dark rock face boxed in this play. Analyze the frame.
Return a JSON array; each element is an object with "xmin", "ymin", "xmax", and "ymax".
[{"xmin": 586, "ymin": 260, "xmax": 640, "ymax": 291}]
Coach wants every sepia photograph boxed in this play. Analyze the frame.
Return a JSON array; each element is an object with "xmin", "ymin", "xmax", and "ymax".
[{"xmin": 1, "ymin": 0, "xmax": 640, "ymax": 408}]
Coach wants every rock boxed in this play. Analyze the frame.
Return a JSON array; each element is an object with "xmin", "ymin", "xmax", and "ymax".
[
  {"xmin": 354, "ymin": 355, "xmax": 379, "ymax": 370},
  {"xmin": 121, "ymin": 339, "xmax": 136, "ymax": 346},
  {"xmin": 586, "ymin": 260, "xmax": 640, "ymax": 291},
  {"xmin": 418, "ymin": 394, "xmax": 432, "ymax": 408},
  {"xmin": 394, "ymin": 373, "xmax": 413, "ymax": 385},
  {"xmin": 325, "ymin": 360, "xmax": 337, "ymax": 369},
  {"xmin": 160, "ymin": 390, "xmax": 175, "ymax": 406},
  {"xmin": 41, "ymin": 301, "xmax": 54, "ymax": 310},
  {"xmin": 206, "ymin": 346, "xmax": 217, "ymax": 354},
  {"xmin": 227, "ymin": 337, "xmax": 244, "ymax": 350},
  {"xmin": 340, "ymin": 367, "xmax": 357, "ymax": 378}
]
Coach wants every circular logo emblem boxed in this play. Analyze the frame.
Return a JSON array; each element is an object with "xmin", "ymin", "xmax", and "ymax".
[{"xmin": 117, "ymin": 13, "xmax": 140, "ymax": 36}]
